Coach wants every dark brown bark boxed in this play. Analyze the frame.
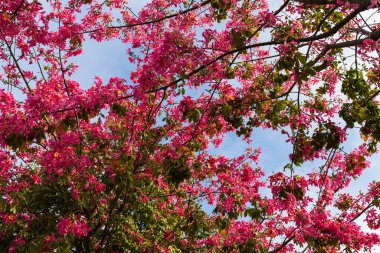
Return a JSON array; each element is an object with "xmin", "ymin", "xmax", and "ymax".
[
  {"xmin": 296, "ymin": 0, "xmax": 369, "ymax": 5},
  {"xmin": 369, "ymin": 29, "xmax": 380, "ymax": 40}
]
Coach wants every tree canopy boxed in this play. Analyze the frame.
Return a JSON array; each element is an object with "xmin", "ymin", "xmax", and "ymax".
[{"xmin": 0, "ymin": 0, "xmax": 380, "ymax": 252}]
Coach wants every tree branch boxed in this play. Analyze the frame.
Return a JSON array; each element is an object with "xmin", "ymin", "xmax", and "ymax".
[
  {"xmin": 148, "ymin": 3, "xmax": 369, "ymax": 93},
  {"xmin": 82, "ymin": 0, "xmax": 211, "ymax": 34},
  {"xmin": 296, "ymin": 0, "xmax": 370, "ymax": 6}
]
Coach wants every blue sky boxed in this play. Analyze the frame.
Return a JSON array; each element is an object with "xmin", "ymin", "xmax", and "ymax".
[
  {"xmin": 7, "ymin": 0, "xmax": 376, "ymax": 250},
  {"xmin": 0, "ymin": 0, "xmax": 378, "ymax": 251},
  {"xmin": 70, "ymin": 0, "xmax": 380, "ymax": 197},
  {"xmin": 52, "ymin": 0, "xmax": 380, "ymax": 251}
]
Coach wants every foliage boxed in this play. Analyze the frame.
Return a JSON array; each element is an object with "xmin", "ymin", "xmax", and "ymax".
[{"xmin": 0, "ymin": 0, "xmax": 380, "ymax": 252}]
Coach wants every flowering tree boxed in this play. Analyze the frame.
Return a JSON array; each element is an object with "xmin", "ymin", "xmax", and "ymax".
[{"xmin": 0, "ymin": 0, "xmax": 380, "ymax": 252}]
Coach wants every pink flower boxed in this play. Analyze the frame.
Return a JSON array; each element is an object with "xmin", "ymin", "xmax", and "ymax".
[
  {"xmin": 72, "ymin": 188, "xmax": 79, "ymax": 201},
  {"xmin": 57, "ymin": 218, "xmax": 71, "ymax": 236},
  {"xmin": 14, "ymin": 236, "xmax": 25, "ymax": 246},
  {"xmin": 241, "ymin": 167, "xmax": 254, "ymax": 182},
  {"xmin": 57, "ymin": 217, "xmax": 91, "ymax": 237},
  {"xmin": 31, "ymin": 174, "xmax": 42, "ymax": 184}
]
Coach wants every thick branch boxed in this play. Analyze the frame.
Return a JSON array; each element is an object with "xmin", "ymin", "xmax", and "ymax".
[
  {"xmin": 297, "ymin": 0, "xmax": 369, "ymax": 5},
  {"xmin": 312, "ymin": 28, "xmax": 380, "ymax": 63},
  {"xmin": 369, "ymin": 29, "xmax": 380, "ymax": 40}
]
